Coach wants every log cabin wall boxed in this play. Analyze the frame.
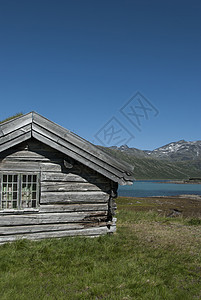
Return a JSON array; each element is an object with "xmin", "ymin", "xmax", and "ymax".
[{"xmin": 0, "ymin": 138, "xmax": 117, "ymax": 243}]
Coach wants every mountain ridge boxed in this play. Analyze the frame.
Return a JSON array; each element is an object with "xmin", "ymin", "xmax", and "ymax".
[
  {"xmin": 98, "ymin": 140, "xmax": 201, "ymax": 180},
  {"xmin": 109, "ymin": 140, "xmax": 201, "ymax": 161}
]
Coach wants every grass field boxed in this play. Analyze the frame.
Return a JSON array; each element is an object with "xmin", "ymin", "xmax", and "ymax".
[{"xmin": 0, "ymin": 196, "xmax": 200, "ymax": 299}]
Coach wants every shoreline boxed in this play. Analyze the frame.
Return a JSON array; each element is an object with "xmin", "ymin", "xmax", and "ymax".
[
  {"xmin": 118, "ymin": 194, "xmax": 201, "ymax": 200},
  {"xmin": 161, "ymin": 180, "xmax": 201, "ymax": 184},
  {"xmin": 134, "ymin": 179, "xmax": 201, "ymax": 184}
]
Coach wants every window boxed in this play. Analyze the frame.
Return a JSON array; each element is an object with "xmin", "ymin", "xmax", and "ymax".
[{"xmin": 0, "ymin": 173, "xmax": 39, "ymax": 210}]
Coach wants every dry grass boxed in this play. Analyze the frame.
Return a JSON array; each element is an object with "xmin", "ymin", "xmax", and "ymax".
[
  {"xmin": 117, "ymin": 196, "xmax": 201, "ymax": 255},
  {"xmin": 128, "ymin": 221, "xmax": 201, "ymax": 254},
  {"xmin": 117, "ymin": 195, "xmax": 201, "ymax": 218}
]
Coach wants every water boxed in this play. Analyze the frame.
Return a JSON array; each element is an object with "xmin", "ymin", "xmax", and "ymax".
[{"xmin": 118, "ymin": 180, "xmax": 201, "ymax": 197}]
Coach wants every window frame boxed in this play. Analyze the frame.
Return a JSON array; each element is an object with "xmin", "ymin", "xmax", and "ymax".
[{"xmin": 0, "ymin": 172, "xmax": 40, "ymax": 211}]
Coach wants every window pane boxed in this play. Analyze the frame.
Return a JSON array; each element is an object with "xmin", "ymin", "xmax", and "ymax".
[
  {"xmin": 13, "ymin": 201, "xmax": 17, "ymax": 208},
  {"xmin": 2, "ymin": 184, "xmax": 7, "ymax": 201},
  {"xmin": 14, "ymin": 175, "xmax": 18, "ymax": 182},
  {"xmin": 8, "ymin": 203, "xmax": 11, "ymax": 209},
  {"xmin": 21, "ymin": 183, "xmax": 27, "ymax": 200},
  {"xmin": 33, "ymin": 175, "xmax": 37, "ymax": 182},
  {"xmin": 3, "ymin": 175, "xmax": 7, "ymax": 182},
  {"xmin": 8, "ymin": 175, "xmax": 12, "ymax": 182},
  {"xmin": 13, "ymin": 192, "xmax": 17, "ymax": 200},
  {"xmin": 21, "ymin": 193, "xmax": 26, "ymax": 201},
  {"xmin": 2, "ymin": 202, "xmax": 6, "ymax": 209}
]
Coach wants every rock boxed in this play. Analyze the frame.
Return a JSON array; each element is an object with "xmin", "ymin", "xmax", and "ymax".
[{"xmin": 167, "ymin": 209, "xmax": 182, "ymax": 217}]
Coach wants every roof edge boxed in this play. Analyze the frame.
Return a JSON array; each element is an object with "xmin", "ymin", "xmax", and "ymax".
[{"xmin": 0, "ymin": 111, "xmax": 135, "ymax": 185}]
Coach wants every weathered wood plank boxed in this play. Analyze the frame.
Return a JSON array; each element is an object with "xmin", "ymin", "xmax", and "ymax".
[
  {"xmin": 0, "ymin": 209, "xmax": 39, "ymax": 215},
  {"xmin": 0, "ymin": 132, "xmax": 32, "ymax": 153},
  {"xmin": 3, "ymin": 156, "xmax": 62, "ymax": 163},
  {"xmin": 0, "ymin": 161, "xmax": 62, "ymax": 172},
  {"xmin": 41, "ymin": 172, "xmax": 109, "ymax": 183},
  {"xmin": 1, "ymin": 148, "xmax": 62, "ymax": 162},
  {"xmin": 0, "ymin": 216, "xmax": 117, "ymax": 236},
  {"xmin": 0, "ymin": 223, "xmax": 86, "ymax": 235},
  {"xmin": 0, "ymin": 160, "xmax": 40, "ymax": 171},
  {"xmin": 0, "ymin": 204, "xmax": 108, "ymax": 214},
  {"xmin": 40, "ymin": 191, "xmax": 110, "ymax": 204},
  {"xmin": 0, "ymin": 124, "xmax": 31, "ymax": 146},
  {"xmin": 1, "ymin": 140, "xmax": 64, "ymax": 163},
  {"xmin": 0, "ymin": 225, "xmax": 116, "ymax": 243},
  {"xmin": 40, "ymin": 162, "xmax": 62, "ymax": 172},
  {"xmin": 2, "ymin": 139, "xmax": 62, "ymax": 157},
  {"xmin": 39, "ymin": 204, "xmax": 108, "ymax": 213},
  {"xmin": 0, "ymin": 211, "xmax": 108, "ymax": 226},
  {"xmin": 0, "ymin": 113, "xmax": 32, "ymax": 137},
  {"xmin": 41, "ymin": 182, "xmax": 110, "ymax": 192}
]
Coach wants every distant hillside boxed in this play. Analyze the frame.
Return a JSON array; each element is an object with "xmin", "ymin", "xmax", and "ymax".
[{"xmin": 99, "ymin": 140, "xmax": 201, "ymax": 180}]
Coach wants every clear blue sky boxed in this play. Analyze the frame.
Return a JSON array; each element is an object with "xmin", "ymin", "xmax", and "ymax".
[{"xmin": 0, "ymin": 0, "xmax": 200, "ymax": 150}]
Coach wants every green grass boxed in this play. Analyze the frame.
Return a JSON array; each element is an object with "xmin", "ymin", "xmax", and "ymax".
[{"xmin": 0, "ymin": 201, "xmax": 200, "ymax": 299}]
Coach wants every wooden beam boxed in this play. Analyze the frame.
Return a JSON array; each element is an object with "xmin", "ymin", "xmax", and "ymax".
[
  {"xmin": 40, "ymin": 191, "xmax": 110, "ymax": 204},
  {"xmin": 0, "ymin": 211, "xmax": 108, "ymax": 226},
  {"xmin": 0, "ymin": 225, "xmax": 116, "ymax": 243},
  {"xmin": 41, "ymin": 182, "xmax": 110, "ymax": 192},
  {"xmin": 0, "ymin": 132, "xmax": 32, "ymax": 153}
]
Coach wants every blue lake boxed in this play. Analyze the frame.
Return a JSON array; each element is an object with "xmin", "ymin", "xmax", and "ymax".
[{"xmin": 118, "ymin": 180, "xmax": 201, "ymax": 197}]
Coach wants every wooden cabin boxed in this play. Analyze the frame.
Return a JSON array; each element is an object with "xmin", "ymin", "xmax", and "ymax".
[{"xmin": 0, "ymin": 112, "xmax": 134, "ymax": 243}]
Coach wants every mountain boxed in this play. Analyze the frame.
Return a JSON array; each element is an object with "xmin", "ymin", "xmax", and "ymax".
[
  {"xmin": 110, "ymin": 144, "xmax": 148, "ymax": 158},
  {"xmin": 148, "ymin": 140, "xmax": 201, "ymax": 161},
  {"xmin": 98, "ymin": 140, "xmax": 201, "ymax": 180},
  {"xmin": 109, "ymin": 140, "xmax": 201, "ymax": 161}
]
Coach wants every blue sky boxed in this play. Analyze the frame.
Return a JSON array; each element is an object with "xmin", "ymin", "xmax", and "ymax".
[{"xmin": 0, "ymin": 0, "xmax": 200, "ymax": 150}]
